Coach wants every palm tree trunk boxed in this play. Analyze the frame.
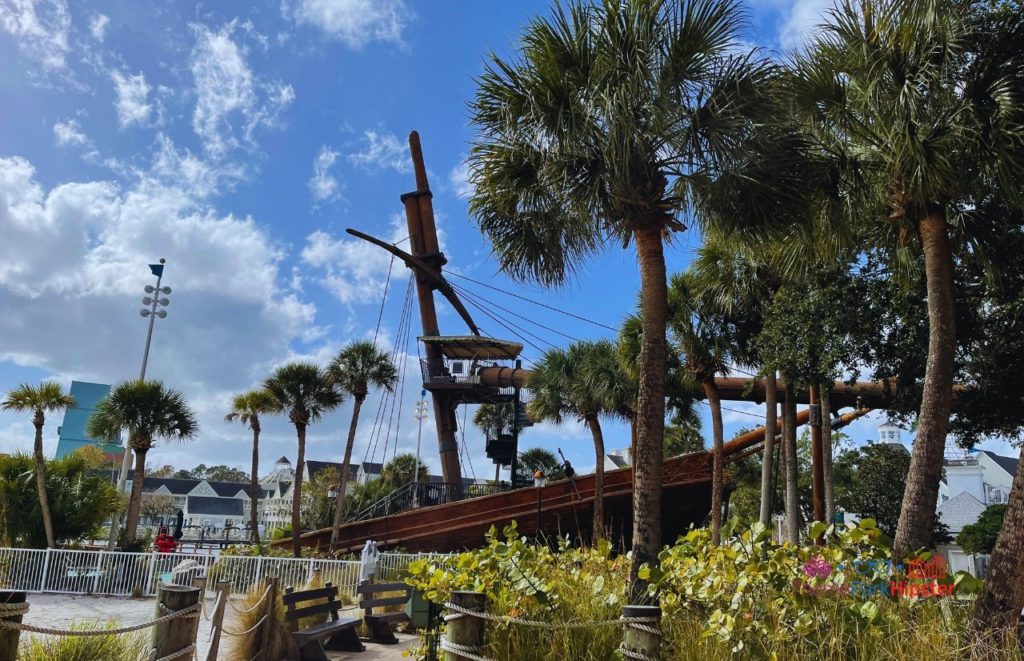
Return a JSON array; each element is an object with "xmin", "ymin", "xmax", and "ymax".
[
  {"xmin": 32, "ymin": 413, "xmax": 56, "ymax": 548},
  {"xmin": 330, "ymin": 396, "xmax": 364, "ymax": 553},
  {"xmin": 123, "ymin": 447, "xmax": 148, "ymax": 543},
  {"xmin": 585, "ymin": 414, "xmax": 606, "ymax": 542},
  {"xmin": 292, "ymin": 422, "xmax": 307, "ymax": 558},
  {"xmin": 820, "ymin": 388, "xmax": 834, "ymax": 525},
  {"xmin": 971, "ymin": 443, "xmax": 1024, "ymax": 636},
  {"xmin": 782, "ymin": 380, "xmax": 800, "ymax": 544},
  {"xmin": 894, "ymin": 210, "xmax": 957, "ymax": 560},
  {"xmin": 704, "ymin": 379, "xmax": 725, "ymax": 546},
  {"xmin": 629, "ymin": 226, "xmax": 668, "ymax": 601},
  {"xmin": 759, "ymin": 371, "xmax": 778, "ymax": 528},
  {"xmin": 250, "ymin": 420, "xmax": 261, "ymax": 546}
]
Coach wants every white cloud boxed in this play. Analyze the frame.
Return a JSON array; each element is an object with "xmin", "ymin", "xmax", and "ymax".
[
  {"xmin": 89, "ymin": 13, "xmax": 109, "ymax": 42},
  {"xmin": 309, "ymin": 145, "xmax": 341, "ymax": 202},
  {"xmin": 348, "ymin": 130, "xmax": 409, "ymax": 173},
  {"xmin": 448, "ymin": 160, "xmax": 472, "ymax": 199},
  {"xmin": 0, "ymin": 0, "xmax": 70, "ymax": 73},
  {"xmin": 0, "ymin": 155, "xmax": 324, "ymax": 469},
  {"xmin": 777, "ymin": 0, "xmax": 831, "ymax": 49},
  {"xmin": 52, "ymin": 118, "xmax": 88, "ymax": 147},
  {"xmin": 283, "ymin": 0, "xmax": 408, "ymax": 49},
  {"xmin": 300, "ymin": 215, "xmax": 408, "ymax": 305},
  {"xmin": 111, "ymin": 70, "xmax": 153, "ymax": 128},
  {"xmin": 189, "ymin": 22, "xmax": 294, "ymax": 157}
]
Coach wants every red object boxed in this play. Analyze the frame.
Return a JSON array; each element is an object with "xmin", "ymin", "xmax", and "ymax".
[{"xmin": 154, "ymin": 532, "xmax": 176, "ymax": 553}]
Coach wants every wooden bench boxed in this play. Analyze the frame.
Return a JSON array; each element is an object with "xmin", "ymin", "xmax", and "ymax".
[
  {"xmin": 284, "ymin": 582, "xmax": 364, "ymax": 660},
  {"xmin": 357, "ymin": 580, "xmax": 411, "ymax": 644}
]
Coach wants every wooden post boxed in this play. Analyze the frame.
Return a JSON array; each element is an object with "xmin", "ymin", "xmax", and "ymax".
[
  {"xmin": 204, "ymin": 580, "xmax": 231, "ymax": 661},
  {"xmin": 0, "ymin": 591, "xmax": 26, "ymax": 660},
  {"xmin": 259, "ymin": 576, "xmax": 279, "ymax": 661},
  {"xmin": 622, "ymin": 605, "xmax": 660, "ymax": 660},
  {"xmin": 810, "ymin": 383, "xmax": 825, "ymax": 533},
  {"xmin": 446, "ymin": 591, "xmax": 485, "ymax": 661},
  {"xmin": 151, "ymin": 584, "xmax": 200, "ymax": 661}
]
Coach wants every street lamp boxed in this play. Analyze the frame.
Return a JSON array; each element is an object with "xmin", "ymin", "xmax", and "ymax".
[
  {"xmin": 413, "ymin": 393, "xmax": 429, "ymax": 507},
  {"xmin": 108, "ymin": 259, "xmax": 172, "ymax": 550},
  {"xmin": 326, "ymin": 485, "xmax": 338, "ymax": 527}
]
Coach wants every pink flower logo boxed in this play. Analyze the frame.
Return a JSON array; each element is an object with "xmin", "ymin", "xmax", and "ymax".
[{"xmin": 803, "ymin": 556, "xmax": 832, "ymax": 579}]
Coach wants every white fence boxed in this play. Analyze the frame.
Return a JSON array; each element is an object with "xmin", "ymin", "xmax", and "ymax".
[{"xmin": 0, "ymin": 547, "xmax": 445, "ymax": 600}]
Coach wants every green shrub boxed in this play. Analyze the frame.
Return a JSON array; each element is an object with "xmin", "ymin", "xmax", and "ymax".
[
  {"xmin": 404, "ymin": 520, "xmax": 1018, "ymax": 660},
  {"xmin": 19, "ymin": 622, "xmax": 147, "ymax": 661}
]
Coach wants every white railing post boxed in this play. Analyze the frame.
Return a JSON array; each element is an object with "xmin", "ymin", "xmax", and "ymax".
[
  {"xmin": 144, "ymin": 549, "xmax": 157, "ymax": 596},
  {"xmin": 254, "ymin": 555, "xmax": 264, "ymax": 586},
  {"xmin": 92, "ymin": 550, "xmax": 104, "ymax": 595},
  {"xmin": 39, "ymin": 548, "xmax": 52, "ymax": 592}
]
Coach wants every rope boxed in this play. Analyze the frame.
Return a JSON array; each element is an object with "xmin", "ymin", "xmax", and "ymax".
[
  {"xmin": 619, "ymin": 644, "xmax": 659, "ymax": 661},
  {"xmin": 200, "ymin": 593, "xmax": 223, "ymax": 621},
  {"xmin": 0, "ymin": 602, "xmax": 29, "ymax": 616},
  {"xmin": 153, "ymin": 643, "xmax": 196, "ymax": 661},
  {"xmin": 439, "ymin": 638, "xmax": 494, "ymax": 661},
  {"xmin": 0, "ymin": 602, "xmax": 200, "ymax": 636},
  {"xmin": 226, "ymin": 584, "xmax": 273, "ymax": 614},
  {"xmin": 442, "ymin": 602, "xmax": 660, "ymax": 632},
  {"xmin": 221, "ymin": 613, "xmax": 268, "ymax": 637}
]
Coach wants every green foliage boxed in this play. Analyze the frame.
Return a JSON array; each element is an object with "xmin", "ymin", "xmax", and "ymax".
[
  {"xmin": 19, "ymin": 623, "xmax": 147, "ymax": 661},
  {"xmin": 957, "ymin": 504, "xmax": 1007, "ymax": 556},
  {"xmin": 172, "ymin": 464, "xmax": 249, "ymax": 482},
  {"xmin": 379, "ymin": 453, "xmax": 429, "ymax": 488},
  {"xmin": 406, "ymin": 520, "xmax": 1001, "ymax": 660},
  {"xmin": 0, "ymin": 452, "xmax": 119, "ymax": 548},
  {"xmin": 328, "ymin": 340, "xmax": 398, "ymax": 401},
  {"xmin": 516, "ymin": 447, "xmax": 564, "ymax": 485}
]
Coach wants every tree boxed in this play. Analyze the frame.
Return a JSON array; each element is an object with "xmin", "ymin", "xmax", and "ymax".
[
  {"xmin": 149, "ymin": 465, "xmax": 177, "ymax": 478},
  {"xmin": 473, "ymin": 404, "xmax": 516, "ymax": 438},
  {"xmin": 791, "ymin": 0, "xmax": 1024, "ymax": 559},
  {"xmin": 87, "ymin": 380, "xmax": 198, "ymax": 546},
  {"xmin": 226, "ymin": 389, "xmax": 277, "ymax": 545},
  {"xmin": 263, "ymin": 362, "xmax": 343, "ymax": 557},
  {"xmin": 326, "ymin": 341, "xmax": 398, "ymax": 553},
  {"xmin": 1, "ymin": 381, "xmax": 76, "ymax": 548},
  {"xmin": 528, "ymin": 341, "xmax": 621, "ymax": 539},
  {"xmin": 468, "ymin": 0, "xmax": 793, "ymax": 594},
  {"xmin": 664, "ymin": 405, "xmax": 704, "ymax": 457},
  {"xmin": 302, "ymin": 465, "xmax": 341, "ymax": 531},
  {"xmin": 379, "ymin": 453, "xmax": 430, "ymax": 489},
  {"xmin": 140, "ymin": 494, "xmax": 178, "ymax": 525},
  {"xmin": 516, "ymin": 448, "xmax": 564, "ymax": 485},
  {"xmin": 0, "ymin": 452, "xmax": 119, "ymax": 548},
  {"xmin": 668, "ymin": 274, "xmax": 732, "ymax": 544}
]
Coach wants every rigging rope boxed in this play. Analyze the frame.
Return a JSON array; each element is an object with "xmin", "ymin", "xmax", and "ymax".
[
  {"xmin": 446, "ymin": 271, "xmax": 618, "ymax": 332},
  {"xmin": 449, "ymin": 282, "xmax": 583, "ymax": 343},
  {"xmin": 366, "ymin": 275, "xmax": 414, "ymax": 467},
  {"xmin": 372, "ymin": 253, "xmax": 396, "ymax": 348},
  {"xmin": 454, "ymin": 285, "xmax": 561, "ymax": 351}
]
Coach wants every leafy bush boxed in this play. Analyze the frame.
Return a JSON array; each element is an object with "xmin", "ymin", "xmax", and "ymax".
[
  {"xmin": 405, "ymin": 520, "xmax": 1016, "ymax": 660},
  {"xmin": 19, "ymin": 622, "xmax": 147, "ymax": 661}
]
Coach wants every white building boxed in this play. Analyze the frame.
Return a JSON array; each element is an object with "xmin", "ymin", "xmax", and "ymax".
[{"xmin": 936, "ymin": 449, "xmax": 1018, "ymax": 576}]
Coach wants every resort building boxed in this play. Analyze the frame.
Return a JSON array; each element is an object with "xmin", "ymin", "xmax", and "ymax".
[{"xmin": 54, "ymin": 381, "xmax": 124, "ymax": 461}]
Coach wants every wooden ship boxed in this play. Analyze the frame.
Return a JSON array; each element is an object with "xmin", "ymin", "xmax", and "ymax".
[{"xmin": 290, "ymin": 131, "xmax": 891, "ymax": 553}]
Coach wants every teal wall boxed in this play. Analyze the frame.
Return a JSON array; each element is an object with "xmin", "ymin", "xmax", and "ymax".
[{"xmin": 55, "ymin": 381, "xmax": 124, "ymax": 460}]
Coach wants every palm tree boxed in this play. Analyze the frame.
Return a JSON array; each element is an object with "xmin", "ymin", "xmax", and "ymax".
[
  {"xmin": 379, "ymin": 453, "xmax": 429, "ymax": 488},
  {"xmin": 225, "ymin": 389, "xmax": 277, "ymax": 545},
  {"xmin": 86, "ymin": 380, "xmax": 197, "ymax": 545},
  {"xmin": 669, "ymin": 274, "xmax": 732, "ymax": 544},
  {"xmin": 473, "ymin": 403, "xmax": 515, "ymax": 439},
  {"xmin": 1, "ymin": 382, "xmax": 76, "ymax": 547},
  {"xmin": 468, "ymin": 0, "xmax": 794, "ymax": 592},
  {"xmin": 516, "ymin": 447, "xmax": 564, "ymax": 484},
  {"xmin": 263, "ymin": 362, "xmax": 343, "ymax": 557},
  {"xmin": 791, "ymin": 0, "xmax": 1024, "ymax": 557},
  {"xmin": 326, "ymin": 341, "xmax": 398, "ymax": 553},
  {"xmin": 528, "ymin": 341, "xmax": 622, "ymax": 540}
]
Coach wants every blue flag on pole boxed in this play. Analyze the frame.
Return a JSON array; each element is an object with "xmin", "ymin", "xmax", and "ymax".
[{"xmin": 149, "ymin": 264, "xmax": 164, "ymax": 277}]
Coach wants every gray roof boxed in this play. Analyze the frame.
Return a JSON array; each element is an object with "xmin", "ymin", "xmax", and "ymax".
[
  {"xmin": 936, "ymin": 491, "xmax": 987, "ymax": 534},
  {"xmin": 606, "ymin": 454, "xmax": 630, "ymax": 469},
  {"xmin": 306, "ymin": 460, "xmax": 358, "ymax": 482},
  {"xmin": 360, "ymin": 462, "xmax": 383, "ymax": 474},
  {"xmin": 982, "ymin": 451, "xmax": 1020, "ymax": 478},
  {"xmin": 138, "ymin": 477, "xmax": 256, "ymax": 497},
  {"xmin": 187, "ymin": 496, "xmax": 244, "ymax": 516}
]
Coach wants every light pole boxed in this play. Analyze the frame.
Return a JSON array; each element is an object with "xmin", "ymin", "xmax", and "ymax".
[
  {"xmin": 108, "ymin": 259, "xmax": 172, "ymax": 549},
  {"xmin": 326, "ymin": 485, "xmax": 338, "ymax": 528},
  {"xmin": 413, "ymin": 393, "xmax": 429, "ymax": 506}
]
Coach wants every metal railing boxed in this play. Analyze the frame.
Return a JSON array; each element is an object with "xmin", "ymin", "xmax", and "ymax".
[
  {"xmin": 347, "ymin": 481, "xmax": 513, "ymax": 523},
  {"xmin": 0, "ymin": 547, "xmax": 435, "ymax": 600}
]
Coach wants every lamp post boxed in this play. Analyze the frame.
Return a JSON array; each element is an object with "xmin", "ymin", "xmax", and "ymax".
[
  {"xmin": 108, "ymin": 259, "xmax": 172, "ymax": 550},
  {"xmin": 413, "ymin": 393, "xmax": 429, "ymax": 507},
  {"xmin": 326, "ymin": 485, "xmax": 338, "ymax": 528}
]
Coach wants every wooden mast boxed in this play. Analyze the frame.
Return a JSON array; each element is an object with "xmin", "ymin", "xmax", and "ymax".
[{"xmin": 400, "ymin": 131, "xmax": 462, "ymax": 485}]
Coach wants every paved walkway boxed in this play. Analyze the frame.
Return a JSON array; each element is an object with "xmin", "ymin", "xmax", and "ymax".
[{"xmin": 21, "ymin": 594, "xmax": 418, "ymax": 660}]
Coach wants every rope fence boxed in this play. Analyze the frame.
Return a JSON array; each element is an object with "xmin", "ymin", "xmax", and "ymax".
[{"xmin": 0, "ymin": 601, "xmax": 199, "ymax": 636}]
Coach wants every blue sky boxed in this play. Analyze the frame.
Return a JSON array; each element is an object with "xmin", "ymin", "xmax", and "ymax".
[{"xmin": 2, "ymin": 0, "xmax": 1007, "ymax": 480}]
